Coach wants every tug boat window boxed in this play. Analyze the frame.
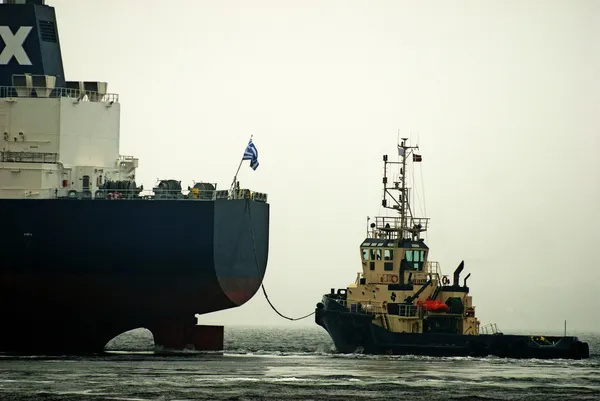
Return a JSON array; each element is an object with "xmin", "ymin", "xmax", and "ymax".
[
  {"xmin": 384, "ymin": 249, "xmax": 394, "ymax": 260},
  {"xmin": 405, "ymin": 250, "xmax": 425, "ymax": 270},
  {"xmin": 370, "ymin": 249, "xmax": 381, "ymax": 260},
  {"xmin": 362, "ymin": 248, "xmax": 369, "ymax": 260}
]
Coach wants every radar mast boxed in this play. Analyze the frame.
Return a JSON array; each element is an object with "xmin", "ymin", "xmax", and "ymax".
[{"xmin": 376, "ymin": 138, "xmax": 428, "ymax": 242}]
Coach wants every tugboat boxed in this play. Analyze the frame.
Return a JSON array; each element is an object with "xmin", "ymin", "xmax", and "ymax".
[{"xmin": 315, "ymin": 139, "xmax": 590, "ymax": 359}]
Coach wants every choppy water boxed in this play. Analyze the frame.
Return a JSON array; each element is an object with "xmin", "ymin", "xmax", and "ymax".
[{"xmin": 1, "ymin": 326, "xmax": 599, "ymax": 400}]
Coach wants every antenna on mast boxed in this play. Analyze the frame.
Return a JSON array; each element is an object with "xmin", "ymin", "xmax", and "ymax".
[{"xmin": 377, "ymin": 137, "xmax": 428, "ymax": 242}]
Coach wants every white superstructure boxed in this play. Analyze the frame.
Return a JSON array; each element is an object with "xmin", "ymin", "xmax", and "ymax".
[{"xmin": 0, "ymin": 74, "xmax": 138, "ymax": 199}]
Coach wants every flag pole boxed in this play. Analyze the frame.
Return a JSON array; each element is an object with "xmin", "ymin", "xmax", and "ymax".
[{"xmin": 229, "ymin": 134, "xmax": 253, "ymax": 198}]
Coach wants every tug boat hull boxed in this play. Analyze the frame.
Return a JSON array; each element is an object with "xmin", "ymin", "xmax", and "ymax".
[{"xmin": 316, "ymin": 297, "xmax": 590, "ymax": 359}]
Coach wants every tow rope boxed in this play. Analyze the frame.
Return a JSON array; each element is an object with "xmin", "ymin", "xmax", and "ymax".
[{"xmin": 246, "ymin": 199, "xmax": 315, "ymax": 321}]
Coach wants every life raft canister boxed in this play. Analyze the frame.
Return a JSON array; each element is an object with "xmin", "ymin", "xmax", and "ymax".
[{"xmin": 417, "ymin": 299, "xmax": 449, "ymax": 312}]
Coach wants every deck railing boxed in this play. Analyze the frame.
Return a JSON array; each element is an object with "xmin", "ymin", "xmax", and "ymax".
[
  {"xmin": 425, "ymin": 261, "xmax": 444, "ymax": 283},
  {"xmin": 334, "ymin": 298, "xmax": 418, "ymax": 318},
  {"xmin": 0, "ymin": 151, "xmax": 58, "ymax": 163},
  {"xmin": 370, "ymin": 215, "xmax": 430, "ymax": 240},
  {"xmin": 0, "ymin": 187, "xmax": 268, "ymax": 202},
  {"xmin": 0, "ymin": 85, "xmax": 119, "ymax": 103},
  {"xmin": 480, "ymin": 323, "xmax": 502, "ymax": 335}
]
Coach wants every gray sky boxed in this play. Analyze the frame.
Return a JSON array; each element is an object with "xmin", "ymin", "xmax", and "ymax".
[{"xmin": 51, "ymin": 0, "xmax": 599, "ymax": 333}]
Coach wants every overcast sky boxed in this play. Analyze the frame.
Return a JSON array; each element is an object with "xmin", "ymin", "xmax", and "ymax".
[{"xmin": 50, "ymin": 0, "xmax": 599, "ymax": 334}]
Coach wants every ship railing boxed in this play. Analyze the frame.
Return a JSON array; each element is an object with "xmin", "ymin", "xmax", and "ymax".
[
  {"xmin": 371, "ymin": 216, "xmax": 401, "ymax": 240},
  {"xmin": 0, "ymin": 187, "xmax": 269, "ymax": 202},
  {"xmin": 409, "ymin": 217, "xmax": 429, "ymax": 232},
  {"xmin": 374, "ymin": 216, "xmax": 402, "ymax": 231},
  {"xmin": 425, "ymin": 261, "xmax": 442, "ymax": 282},
  {"xmin": 370, "ymin": 216, "xmax": 430, "ymax": 240},
  {"xmin": 353, "ymin": 301, "xmax": 384, "ymax": 315},
  {"xmin": 0, "ymin": 188, "xmax": 60, "ymax": 199},
  {"xmin": 480, "ymin": 323, "xmax": 502, "ymax": 335},
  {"xmin": 335, "ymin": 297, "xmax": 418, "ymax": 318},
  {"xmin": 397, "ymin": 304, "xmax": 418, "ymax": 317},
  {"xmin": 332, "ymin": 298, "xmax": 352, "ymax": 312},
  {"xmin": 1, "ymin": 151, "xmax": 58, "ymax": 163},
  {"xmin": 349, "ymin": 301, "xmax": 417, "ymax": 318},
  {"xmin": 118, "ymin": 155, "xmax": 139, "ymax": 170},
  {"xmin": 0, "ymin": 85, "xmax": 119, "ymax": 103}
]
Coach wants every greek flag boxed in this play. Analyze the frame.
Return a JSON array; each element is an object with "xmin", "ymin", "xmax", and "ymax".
[{"xmin": 243, "ymin": 140, "xmax": 259, "ymax": 170}]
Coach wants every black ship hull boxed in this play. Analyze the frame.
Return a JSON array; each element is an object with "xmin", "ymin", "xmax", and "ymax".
[
  {"xmin": 0, "ymin": 198, "xmax": 269, "ymax": 354},
  {"xmin": 315, "ymin": 296, "xmax": 590, "ymax": 360}
]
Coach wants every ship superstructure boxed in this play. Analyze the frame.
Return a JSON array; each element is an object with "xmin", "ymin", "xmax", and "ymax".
[
  {"xmin": 0, "ymin": 0, "xmax": 269, "ymax": 354},
  {"xmin": 315, "ymin": 138, "xmax": 589, "ymax": 359}
]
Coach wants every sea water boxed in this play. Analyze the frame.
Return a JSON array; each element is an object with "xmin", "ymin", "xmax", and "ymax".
[{"xmin": 0, "ymin": 326, "xmax": 599, "ymax": 400}]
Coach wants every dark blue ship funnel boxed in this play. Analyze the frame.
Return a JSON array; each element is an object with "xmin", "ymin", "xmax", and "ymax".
[{"xmin": 0, "ymin": 0, "xmax": 65, "ymax": 87}]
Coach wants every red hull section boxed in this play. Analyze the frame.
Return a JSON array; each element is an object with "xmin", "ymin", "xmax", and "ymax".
[{"xmin": 153, "ymin": 323, "xmax": 224, "ymax": 352}]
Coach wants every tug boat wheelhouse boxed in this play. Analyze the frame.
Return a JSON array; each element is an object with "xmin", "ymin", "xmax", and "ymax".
[{"xmin": 315, "ymin": 139, "xmax": 589, "ymax": 359}]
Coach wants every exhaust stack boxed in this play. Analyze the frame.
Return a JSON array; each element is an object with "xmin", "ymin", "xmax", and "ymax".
[{"xmin": 453, "ymin": 260, "xmax": 464, "ymax": 287}]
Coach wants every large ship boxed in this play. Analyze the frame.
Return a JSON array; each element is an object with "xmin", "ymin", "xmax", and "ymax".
[
  {"xmin": 315, "ymin": 139, "xmax": 590, "ymax": 359},
  {"xmin": 0, "ymin": 0, "xmax": 269, "ymax": 354}
]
